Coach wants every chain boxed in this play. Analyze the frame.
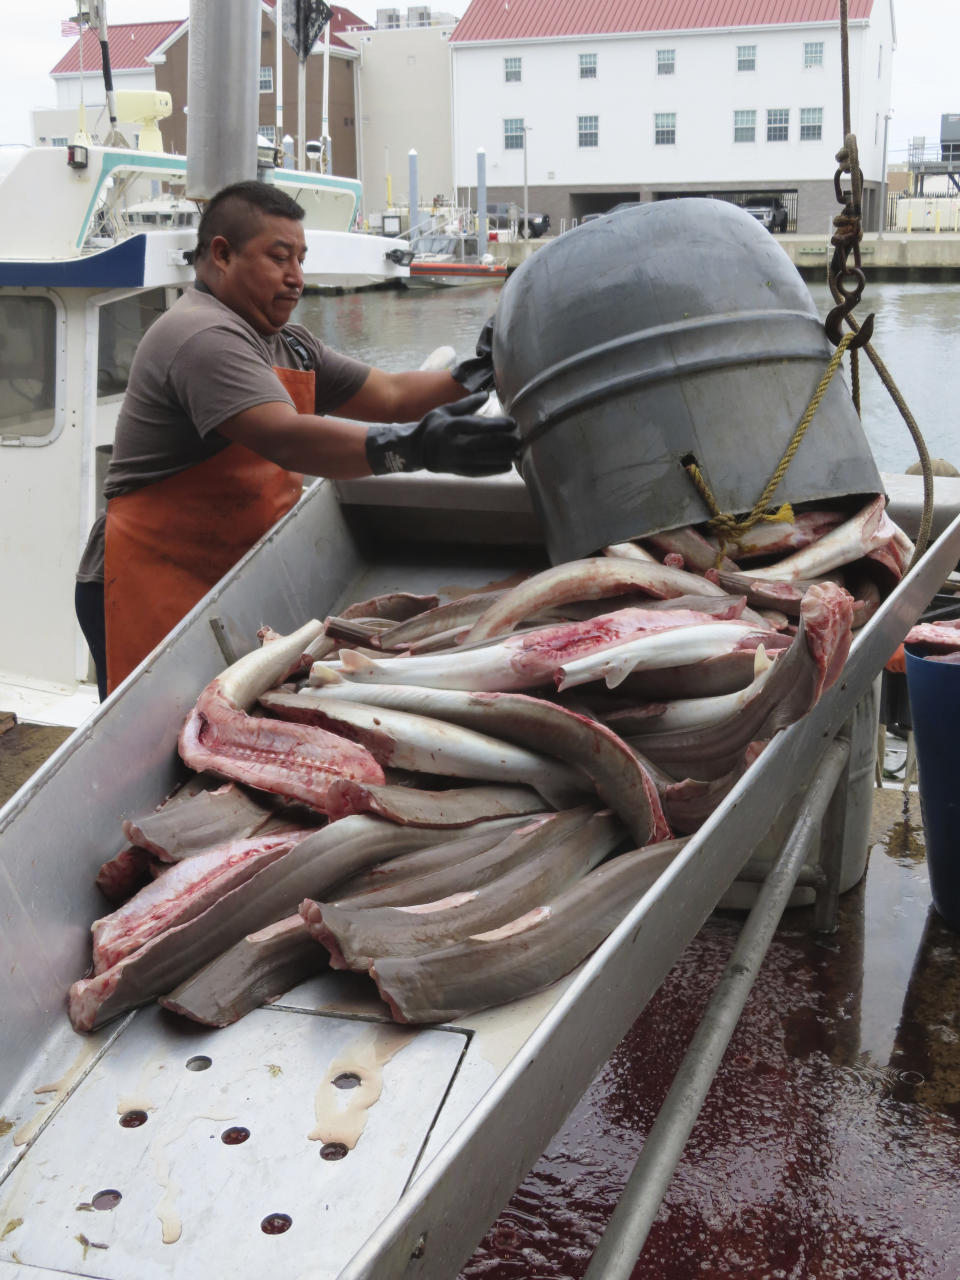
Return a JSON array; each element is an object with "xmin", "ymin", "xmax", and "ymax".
[{"xmin": 823, "ymin": 0, "xmax": 932, "ymax": 563}]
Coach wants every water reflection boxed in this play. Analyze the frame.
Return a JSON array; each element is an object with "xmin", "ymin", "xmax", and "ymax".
[{"xmin": 297, "ymin": 279, "xmax": 960, "ymax": 475}]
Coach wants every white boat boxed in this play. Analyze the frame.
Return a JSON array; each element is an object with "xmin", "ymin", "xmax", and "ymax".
[{"xmin": 0, "ymin": 141, "xmax": 411, "ymax": 727}]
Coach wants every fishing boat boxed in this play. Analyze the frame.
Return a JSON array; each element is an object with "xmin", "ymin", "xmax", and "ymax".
[
  {"xmin": 407, "ymin": 231, "xmax": 508, "ymax": 288},
  {"xmin": 0, "ymin": 139, "xmax": 411, "ymax": 727}
]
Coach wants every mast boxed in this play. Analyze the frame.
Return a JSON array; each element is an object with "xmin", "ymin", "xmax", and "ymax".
[{"xmin": 89, "ymin": 0, "xmax": 128, "ymax": 146}]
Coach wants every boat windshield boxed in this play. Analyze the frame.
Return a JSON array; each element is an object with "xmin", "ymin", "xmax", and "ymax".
[{"xmin": 413, "ymin": 235, "xmax": 481, "ymax": 259}]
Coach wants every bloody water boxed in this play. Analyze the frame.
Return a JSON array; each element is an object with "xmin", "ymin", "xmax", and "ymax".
[{"xmin": 461, "ymin": 789, "xmax": 960, "ymax": 1280}]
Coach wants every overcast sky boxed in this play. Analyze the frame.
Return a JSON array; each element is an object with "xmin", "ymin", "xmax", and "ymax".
[{"xmin": 0, "ymin": 0, "xmax": 947, "ymax": 161}]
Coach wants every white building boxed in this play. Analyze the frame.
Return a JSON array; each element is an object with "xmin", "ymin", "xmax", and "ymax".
[{"xmin": 450, "ymin": 0, "xmax": 895, "ymax": 233}]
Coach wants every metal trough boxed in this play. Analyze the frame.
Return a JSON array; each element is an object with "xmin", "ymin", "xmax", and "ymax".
[{"xmin": 2, "ymin": 476, "xmax": 957, "ymax": 1280}]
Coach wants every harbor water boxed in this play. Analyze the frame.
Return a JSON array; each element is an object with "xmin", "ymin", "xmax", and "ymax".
[{"xmin": 295, "ymin": 279, "xmax": 960, "ymax": 477}]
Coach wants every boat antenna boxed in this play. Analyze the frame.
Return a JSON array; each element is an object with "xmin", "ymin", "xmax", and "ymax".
[
  {"xmin": 89, "ymin": 0, "xmax": 129, "ymax": 147},
  {"xmin": 71, "ymin": 3, "xmax": 93, "ymax": 146}
]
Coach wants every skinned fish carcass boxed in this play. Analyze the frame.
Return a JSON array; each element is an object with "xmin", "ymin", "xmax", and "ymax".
[
  {"xmin": 462, "ymin": 557, "xmax": 726, "ymax": 644},
  {"xmin": 90, "ymin": 830, "xmax": 311, "ymax": 974},
  {"xmin": 625, "ymin": 582, "xmax": 854, "ymax": 780},
  {"xmin": 327, "ymin": 605, "xmax": 761, "ymax": 694},
  {"xmin": 68, "ymin": 816, "xmax": 481, "ymax": 1031},
  {"xmin": 257, "ymin": 691, "xmax": 590, "ymax": 808},
  {"xmin": 301, "ymin": 810, "xmax": 626, "ymax": 970},
  {"xmin": 293, "ymin": 682, "xmax": 670, "ymax": 847},
  {"xmin": 178, "ymin": 622, "xmax": 385, "ymax": 811},
  {"xmin": 370, "ymin": 838, "xmax": 688, "ymax": 1024}
]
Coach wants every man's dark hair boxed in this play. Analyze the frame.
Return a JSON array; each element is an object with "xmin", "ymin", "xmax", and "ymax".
[{"xmin": 194, "ymin": 181, "xmax": 305, "ymax": 261}]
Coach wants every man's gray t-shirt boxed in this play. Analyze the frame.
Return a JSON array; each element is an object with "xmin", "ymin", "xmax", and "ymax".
[{"xmin": 78, "ymin": 286, "xmax": 370, "ymax": 583}]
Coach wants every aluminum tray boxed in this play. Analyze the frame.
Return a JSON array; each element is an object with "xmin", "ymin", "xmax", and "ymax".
[{"xmin": 2, "ymin": 477, "xmax": 958, "ymax": 1280}]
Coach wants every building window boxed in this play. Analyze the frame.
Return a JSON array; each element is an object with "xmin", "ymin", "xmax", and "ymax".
[
  {"xmin": 877, "ymin": 43, "xmax": 883, "ymax": 78},
  {"xmin": 803, "ymin": 41, "xmax": 824, "ymax": 68},
  {"xmin": 657, "ymin": 48, "xmax": 675, "ymax": 75},
  {"xmin": 767, "ymin": 108, "xmax": 789, "ymax": 142},
  {"xmin": 504, "ymin": 117, "xmax": 524, "ymax": 150},
  {"xmin": 51, "ymin": 136, "xmax": 69, "ymax": 147},
  {"xmin": 578, "ymin": 115, "xmax": 598, "ymax": 148},
  {"xmin": 799, "ymin": 107, "xmax": 823, "ymax": 141},
  {"xmin": 258, "ymin": 123, "xmax": 276, "ymax": 144},
  {"xmin": 579, "ymin": 52, "xmax": 597, "ymax": 79},
  {"xmin": 734, "ymin": 110, "xmax": 756, "ymax": 143},
  {"xmin": 654, "ymin": 112, "xmax": 676, "ymax": 145},
  {"xmin": 259, "ymin": 65, "xmax": 273, "ymax": 92},
  {"xmin": 504, "ymin": 56, "xmax": 521, "ymax": 82},
  {"xmin": 737, "ymin": 44, "xmax": 756, "ymax": 72}
]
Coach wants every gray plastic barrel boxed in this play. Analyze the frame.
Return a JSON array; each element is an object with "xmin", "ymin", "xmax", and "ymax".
[{"xmin": 493, "ymin": 199, "xmax": 884, "ymax": 565}]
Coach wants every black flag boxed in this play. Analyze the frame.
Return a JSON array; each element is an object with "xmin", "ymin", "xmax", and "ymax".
[{"xmin": 282, "ymin": 0, "xmax": 333, "ymax": 62}]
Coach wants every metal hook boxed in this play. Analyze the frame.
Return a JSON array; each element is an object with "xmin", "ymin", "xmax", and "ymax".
[{"xmin": 824, "ymin": 306, "xmax": 874, "ymax": 351}]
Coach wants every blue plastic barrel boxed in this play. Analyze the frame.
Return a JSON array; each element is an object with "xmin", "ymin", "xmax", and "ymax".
[{"xmin": 904, "ymin": 645, "xmax": 960, "ymax": 931}]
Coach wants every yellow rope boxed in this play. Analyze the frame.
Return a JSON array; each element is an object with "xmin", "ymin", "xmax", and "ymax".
[{"xmin": 684, "ymin": 331, "xmax": 855, "ymax": 554}]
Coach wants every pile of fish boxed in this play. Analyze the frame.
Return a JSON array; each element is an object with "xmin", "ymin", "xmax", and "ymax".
[{"xmin": 69, "ymin": 496, "xmax": 910, "ymax": 1032}]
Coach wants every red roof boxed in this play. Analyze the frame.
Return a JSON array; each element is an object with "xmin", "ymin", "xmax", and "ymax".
[
  {"xmin": 450, "ymin": 0, "xmax": 875, "ymax": 42},
  {"xmin": 51, "ymin": 21, "xmax": 184, "ymax": 75},
  {"xmin": 262, "ymin": 2, "xmax": 372, "ymax": 51}
]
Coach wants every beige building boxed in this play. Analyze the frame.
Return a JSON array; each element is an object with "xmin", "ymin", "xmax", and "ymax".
[{"xmin": 342, "ymin": 15, "xmax": 459, "ymax": 221}]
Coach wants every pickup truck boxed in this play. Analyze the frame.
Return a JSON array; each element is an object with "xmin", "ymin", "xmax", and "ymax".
[
  {"xmin": 744, "ymin": 194, "xmax": 789, "ymax": 232},
  {"xmin": 486, "ymin": 202, "xmax": 551, "ymax": 238}
]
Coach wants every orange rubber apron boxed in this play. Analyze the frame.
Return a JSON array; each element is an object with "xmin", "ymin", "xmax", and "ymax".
[{"xmin": 104, "ymin": 365, "xmax": 313, "ymax": 693}]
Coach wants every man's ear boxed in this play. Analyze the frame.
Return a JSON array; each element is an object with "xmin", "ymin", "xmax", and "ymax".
[{"xmin": 208, "ymin": 235, "xmax": 232, "ymax": 269}]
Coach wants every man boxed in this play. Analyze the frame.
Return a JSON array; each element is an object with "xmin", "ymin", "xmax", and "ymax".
[{"xmin": 76, "ymin": 181, "xmax": 516, "ymax": 697}]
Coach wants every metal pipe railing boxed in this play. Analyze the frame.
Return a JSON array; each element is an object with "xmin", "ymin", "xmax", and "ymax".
[{"xmin": 582, "ymin": 736, "xmax": 852, "ymax": 1280}]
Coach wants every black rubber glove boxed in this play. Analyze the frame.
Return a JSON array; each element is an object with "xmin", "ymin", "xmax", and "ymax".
[
  {"xmin": 365, "ymin": 391, "xmax": 519, "ymax": 477},
  {"xmin": 450, "ymin": 315, "xmax": 495, "ymax": 394}
]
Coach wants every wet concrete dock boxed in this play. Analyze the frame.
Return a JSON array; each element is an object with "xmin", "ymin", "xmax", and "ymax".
[
  {"xmin": 0, "ymin": 715, "xmax": 71, "ymax": 807},
  {"xmin": 461, "ymin": 781, "xmax": 960, "ymax": 1279}
]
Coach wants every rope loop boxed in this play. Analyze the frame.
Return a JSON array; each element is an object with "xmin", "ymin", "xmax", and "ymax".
[{"xmin": 684, "ymin": 333, "xmax": 855, "ymax": 558}]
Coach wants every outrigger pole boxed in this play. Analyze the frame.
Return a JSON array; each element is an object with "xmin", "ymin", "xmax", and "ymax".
[{"xmin": 88, "ymin": 0, "xmax": 129, "ymax": 147}]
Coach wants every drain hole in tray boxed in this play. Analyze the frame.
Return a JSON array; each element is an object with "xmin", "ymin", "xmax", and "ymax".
[
  {"xmin": 261, "ymin": 1213, "xmax": 292, "ymax": 1235},
  {"xmin": 92, "ymin": 1190, "xmax": 122, "ymax": 1210},
  {"xmin": 332, "ymin": 1073, "xmax": 361, "ymax": 1090},
  {"xmin": 221, "ymin": 1126, "xmax": 251, "ymax": 1145},
  {"xmin": 119, "ymin": 1110, "xmax": 149, "ymax": 1128},
  {"xmin": 185, "ymin": 1055, "xmax": 212, "ymax": 1072},
  {"xmin": 320, "ymin": 1143, "xmax": 348, "ymax": 1161}
]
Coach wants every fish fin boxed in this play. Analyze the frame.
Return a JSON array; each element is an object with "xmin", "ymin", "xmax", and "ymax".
[
  {"xmin": 339, "ymin": 650, "xmax": 381, "ymax": 679},
  {"xmin": 307, "ymin": 662, "xmax": 344, "ymax": 687},
  {"xmin": 753, "ymin": 644, "xmax": 774, "ymax": 678},
  {"xmin": 604, "ymin": 654, "xmax": 638, "ymax": 690}
]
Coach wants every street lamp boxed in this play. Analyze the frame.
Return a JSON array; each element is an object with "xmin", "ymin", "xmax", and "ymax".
[
  {"xmin": 879, "ymin": 110, "xmax": 893, "ymax": 238},
  {"xmin": 522, "ymin": 124, "xmax": 530, "ymax": 240}
]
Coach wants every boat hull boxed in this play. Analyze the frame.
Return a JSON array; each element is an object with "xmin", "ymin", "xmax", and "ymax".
[{"xmin": 407, "ymin": 261, "xmax": 507, "ymax": 288}]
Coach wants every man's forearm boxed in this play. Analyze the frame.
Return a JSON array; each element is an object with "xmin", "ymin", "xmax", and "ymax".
[
  {"xmin": 219, "ymin": 408, "xmax": 374, "ymax": 478},
  {"xmin": 337, "ymin": 368, "xmax": 466, "ymax": 423}
]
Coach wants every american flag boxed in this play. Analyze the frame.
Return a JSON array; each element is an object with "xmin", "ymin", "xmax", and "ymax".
[{"xmin": 60, "ymin": 18, "xmax": 82, "ymax": 36}]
